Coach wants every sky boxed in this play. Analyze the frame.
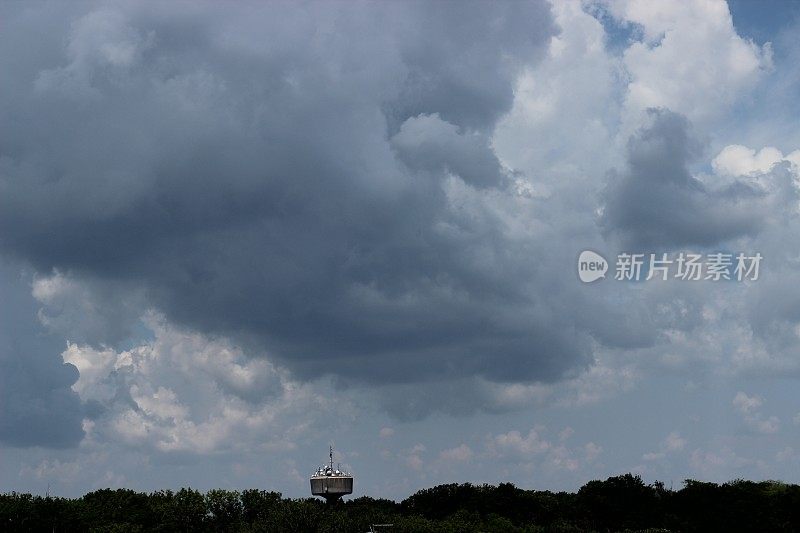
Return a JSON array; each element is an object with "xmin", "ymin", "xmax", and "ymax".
[{"xmin": 1, "ymin": 0, "xmax": 800, "ymax": 500}]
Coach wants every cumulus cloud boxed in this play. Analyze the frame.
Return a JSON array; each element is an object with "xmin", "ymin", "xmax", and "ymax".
[
  {"xmin": 439, "ymin": 444, "xmax": 474, "ymax": 462},
  {"xmin": 607, "ymin": 0, "xmax": 772, "ymax": 124},
  {"xmin": 643, "ymin": 431, "xmax": 686, "ymax": 461},
  {"xmin": 0, "ymin": 262, "xmax": 84, "ymax": 448},
  {"xmin": 404, "ymin": 444, "xmax": 427, "ymax": 472},
  {"xmin": 712, "ymin": 144, "xmax": 800, "ymax": 177},
  {"xmin": 489, "ymin": 427, "xmax": 551, "ymax": 459},
  {"xmin": 3, "ymin": 0, "xmax": 800, "ymax": 499},
  {"xmin": 32, "ymin": 270, "xmax": 145, "ymax": 346},
  {"xmin": 391, "ymin": 113, "xmax": 508, "ymax": 189},
  {"xmin": 689, "ymin": 446, "xmax": 754, "ymax": 481},
  {"xmin": 602, "ymin": 108, "xmax": 770, "ymax": 248},
  {"xmin": 733, "ymin": 392, "xmax": 780, "ymax": 434},
  {"xmin": 8, "ymin": 0, "xmax": 777, "ymax": 438},
  {"xmin": 0, "ymin": 0, "xmax": 601, "ymax": 396},
  {"xmin": 486, "ymin": 425, "xmax": 602, "ymax": 476},
  {"xmin": 664, "ymin": 431, "xmax": 687, "ymax": 452},
  {"xmin": 62, "ymin": 313, "xmax": 349, "ymax": 454},
  {"xmin": 495, "ymin": 0, "xmax": 624, "ymax": 185}
]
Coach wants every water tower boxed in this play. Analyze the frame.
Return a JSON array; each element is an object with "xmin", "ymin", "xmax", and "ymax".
[{"xmin": 310, "ymin": 446, "xmax": 353, "ymax": 503}]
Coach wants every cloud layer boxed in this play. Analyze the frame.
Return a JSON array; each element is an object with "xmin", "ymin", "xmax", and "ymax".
[
  {"xmin": 3, "ymin": 0, "xmax": 800, "ymax": 501},
  {"xmin": 0, "ymin": 1, "xmax": 599, "ymax": 392}
]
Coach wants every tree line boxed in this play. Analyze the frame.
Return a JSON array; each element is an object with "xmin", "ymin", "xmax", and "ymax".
[{"xmin": 2, "ymin": 474, "xmax": 800, "ymax": 532}]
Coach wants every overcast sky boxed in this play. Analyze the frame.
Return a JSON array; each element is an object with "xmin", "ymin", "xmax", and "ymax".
[{"xmin": 2, "ymin": 0, "xmax": 800, "ymax": 500}]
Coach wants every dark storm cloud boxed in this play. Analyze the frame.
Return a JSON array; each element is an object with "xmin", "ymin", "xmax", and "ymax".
[
  {"xmin": 601, "ymin": 109, "xmax": 764, "ymax": 249},
  {"xmin": 383, "ymin": 1, "xmax": 555, "ymax": 133},
  {"xmin": 391, "ymin": 113, "xmax": 508, "ymax": 189},
  {"xmin": 0, "ymin": 1, "xmax": 626, "ymax": 392},
  {"xmin": 0, "ymin": 261, "xmax": 84, "ymax": 448}
]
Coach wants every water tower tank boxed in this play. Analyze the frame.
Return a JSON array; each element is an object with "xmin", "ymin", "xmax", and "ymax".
[{"xmin": 310, "ymin": 446, "xmax": 353, "ymax": 503}]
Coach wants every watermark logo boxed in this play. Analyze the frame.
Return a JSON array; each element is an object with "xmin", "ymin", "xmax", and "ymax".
[
  {"xmin": 577, "ymin": 251, "xmax": 762, "ymax": 283},
  {"xmin": 578, "ymin": 250, "xmax": 609, "ymax": 283}
]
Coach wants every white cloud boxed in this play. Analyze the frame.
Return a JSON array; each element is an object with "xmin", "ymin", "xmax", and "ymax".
[
  {"xmin": 486, "ymin": 425, "xmax": 606, "ymax": 475},
  {"xmin": 439, "ymin": 444, "xmax": 474, "ymax": 462},
  {"xmin": 664, "ymin": 431, "xmax": 686, "ymax": 452},
  {"xmin": 63, "ymin": 312, "xmax": 350, "ymax": 454},
  {"xmin": 690, "ymin": 446, "xmax": 754, "ymax": 480},
  {"xmin": 27, "ymin": 458, "xmax": 80, "ymax": 482},
  {"xmin": 610, "ymin": 0, "xmax": 772, "ymax": 124},
  {"xmin": 713, "ymin": 144, "xmax": 800, "ymax": 176},
  {"xmin": 489, "ymin": 427, "xmax": 551, "ymax": 458},
  {"xmin": 32, "ymin": 270, "xmax": 144, "ymax": 345},
  {"xmin": 642, "ymin": 431, "xmax": 685, "ymax": 462},
  {"xmin": 406, "ymin": 455, "xmax": 423, "ymax": 471},
  {"xmin": 559, "ymin": 359, "xmax": 639, "ymax": 407},
  {"xmin": 733, "ymin": 392, "xmax": 780, "ymax": 435},
  {"xmin": 584, "ymin": 442, "xmax": 603, "ymax": 462},
  {"xmin": 62, "ymin": 343, "xmax": 117, "ymax": 400},
  {"xmin": 752, "ymin": 417, "xmax": 781, "ymax": 435},
  {"xmin": 733, "ymin": 391, "xmax": 763, "ymax": 415},
  {"xmin": 643, "ymin": 451, "xmax": 665, "ymax": 462},
  {"xmin": 404, "ymin": 444, "xmax": 427, "ymax": 471},
  {"xmin": 549, "ymin": 445, "xmax": 580, "ymax": 471},
  {"xmin": 496, "ymin": 0, "xmax": 622, "ymax": 190}
]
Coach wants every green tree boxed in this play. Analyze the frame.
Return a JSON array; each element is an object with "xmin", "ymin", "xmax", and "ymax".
[
  {"xmin": 205, "ymin": 489, "xmax": 242, "ymax": 532},
  {"xmin": 172, "ymin": 488, "xmax": 207, "ymax": 532},
  {"xmin": 241, "ymin": 489, "xmax": 282, "ymax": 526}
]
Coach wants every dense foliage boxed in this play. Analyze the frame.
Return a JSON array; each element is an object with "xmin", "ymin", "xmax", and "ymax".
[{"xmin": 2, "ymin": 474, "xmax": 799, "ymax": 532}]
